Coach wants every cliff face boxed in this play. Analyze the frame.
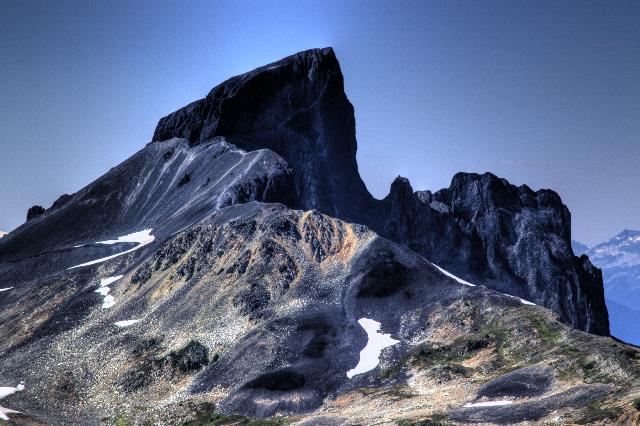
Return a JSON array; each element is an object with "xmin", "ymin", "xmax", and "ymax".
[
  {"xmin": 379, "ymin": 173, "xmax": 609, "ymax": 335},
  {"xmin": 152, "ymin": 48, "xmax": 373, "ymax": 222},
  {"xmin": 151, "ymin": 48, "xmax": 608, "ymax": 335}
]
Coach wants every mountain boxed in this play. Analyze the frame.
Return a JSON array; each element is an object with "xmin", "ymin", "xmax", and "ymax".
[
  {"xmin": 572, "ymin": 240, "xmax": 590, "ymax": 256},
  {"xmin": 151, "ymin": 47, "xmax": 372, "ymax": 224},
  {"xmin": 376, "ymin": 174, "xmax": 608, "ymax": 335},
  {"xmin": 0, "ymin": 48, "xmax": 635, "ymax": 424},
  {"xmin": 0, "ymin": 231, "xmax": 6, "ymax": 239},
  {"xmin": 150, "ymin": 48, "xmax": 608, "ymax": 336},
  {"xmin": 584, "ymin": 230, "xmax": 640, "ymax": 343}
]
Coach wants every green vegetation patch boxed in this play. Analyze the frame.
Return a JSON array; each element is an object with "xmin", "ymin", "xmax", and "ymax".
[
  {"xmin": 527, "ymin": 316, "xmax": 561, "ymax": 343},
  {"xmin": 358, "ymin": 385, "xmax": 417, "ymax": 400}
]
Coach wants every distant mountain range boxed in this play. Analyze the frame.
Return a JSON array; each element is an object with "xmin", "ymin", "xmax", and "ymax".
[
  {"xmin": 573, "ymin": 230, "xmax": 640, "ymax": 344},
  {"xmin": 0, "ymin": 231, "xmax": 7, "ymax": 238}
]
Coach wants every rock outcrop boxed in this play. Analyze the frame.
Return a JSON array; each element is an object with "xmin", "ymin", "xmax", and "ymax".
[
  {"xmin": 377, "ymin": 173, "xmax": 609, "ymax": 335},
  {"xmin": 26, "ymin": 205, "xmax": 45, "ymax": 221}
]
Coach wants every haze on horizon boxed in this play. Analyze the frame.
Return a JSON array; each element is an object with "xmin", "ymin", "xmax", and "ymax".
[{"xmin": 1, "ymin": 0, "xmax": 638, "ymax": 245}]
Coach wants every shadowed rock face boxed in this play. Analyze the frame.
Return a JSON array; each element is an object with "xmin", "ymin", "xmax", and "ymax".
[
  {"xmin": 379, "ymin": 173, "xmax": 609, "ymax": 335},
  {"xmin": 150, "ymin": 48, "xmax": 608, "ymax": 335},
  {"xmin": 475, "ymin": 364, "xmax": 554, "ymax": 399},
  {"xmin": 26, "ymin": 205, "xmax": 45, "ymax": 221},
  {"xmin": 152, "ymin": 47, "xmax": 373, "ymax": 223}
]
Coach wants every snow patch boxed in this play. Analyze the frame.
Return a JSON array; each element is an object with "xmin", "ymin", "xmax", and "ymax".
[
  {"xmin": 464, "ymin": 400, "xmax": 513, "ymax": 408},
  {"xmin": 69, "ymin": 229, "xmax": 155, "ymax": 269},
  {"xmin": 114, "ymin": 319, "xmax": 141, "ymax": 328},
  {"xmin": 93, "ymin": 229, "xmax": 155, "ymax": 246},
  {"xmin": 0, "ymin": 382, "xmax": 25, "ymax": 421},
  {"xmin": 0, "ymin": 287, "xmax": 13, "ymax": 292},
  {"xmin": 432, "ymin": 263, "xmax": 536, "ymax": 305},
  {"xmin": 432, "ymin": 263, "xmax": 475, "ymax": 287},
  {"xmin": 347, "ymin": 318, "xmax": 399, "ymax": 378},
  {"xmin": 95, "ymin": 275, "xmax": 123, "ymax": 309}
]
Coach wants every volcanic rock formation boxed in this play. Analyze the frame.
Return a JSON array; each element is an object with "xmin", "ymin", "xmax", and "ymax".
[
  {"xmin": 151, "ymin": 47, "xmax": 608, "ymax": 335},
  {"xmin": 0, "ymin": 48, "xmax": 628, "ymax": 425}
]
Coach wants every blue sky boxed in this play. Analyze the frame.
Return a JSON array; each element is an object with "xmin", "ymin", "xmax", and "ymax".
[{"xmin": 1, "ymin": 0, "xmax": 638, "ymax": 245}]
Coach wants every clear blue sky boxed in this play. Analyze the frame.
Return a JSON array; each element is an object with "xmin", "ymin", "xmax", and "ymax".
[{"xmin": 1, "ymin": 0, "xmax": 638, "ymax": 245}]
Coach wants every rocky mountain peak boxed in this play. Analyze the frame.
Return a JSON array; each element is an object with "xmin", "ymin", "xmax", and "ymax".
[
  {"xmin": 7, "ymin": 48, "xmax": 608, "ymax": 336},
  {"xmin": 584, "ymin": 229, "xmax": 640, "ymax": 343},
  {"xmin": 613, "ymin": 229, "xmax": 640, "ymax": 243},
  {"xmin": 387, "ymin": 176, "xmax": 414, "ymax": 200},
  {"xmin": 379, "ymin": 171, "xmax": 606, "ymax": 334},
  {"xmin": 152, "ymin": 47, "xmax": 340, "ymax": 145},
  {"xmin": 587, "ymin": 229, "xmax": 640, "ymax": 267},
  {"xmin": 151, "ymin": 47, "xmax": 372, "ymax": 222}
]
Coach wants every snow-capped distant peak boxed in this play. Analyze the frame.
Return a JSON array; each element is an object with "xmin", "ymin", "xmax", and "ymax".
[{"xmin": 587, "ymin": 230, "xmax": 640, "ymax": 269}]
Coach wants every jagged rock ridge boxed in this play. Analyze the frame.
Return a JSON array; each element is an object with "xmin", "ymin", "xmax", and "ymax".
[
  {"xmin": 151, "ymin": 47, "xmax": 608, "ymax": 335},
  {"xmin": 378, "ymin": 173, "xmax": 608, "ymax": 335}
]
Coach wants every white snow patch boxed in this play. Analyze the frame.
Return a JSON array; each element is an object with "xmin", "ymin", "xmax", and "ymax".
[
  {"xmin": 0, "ymin": 287, "xmax": 13, "ymax": 292},
  {"xmin": 432, "ymin": 263, "xmax": 536, "ymax": 305},
  {"xmin": 347, "ymin": 318, "xmax": 399, "ymax": 378},
  {"xmin": 464, "ymin": 400, "xmax": 513, "ymax": 408},
  {"xmin": 68, "ymin": 229, "xmax": 154, "ymax": 269},
  {"xmin": 94, "ymin": 275, "xmax": 124, "ymax": 309},
  {"xmin": 93, "ymin": 229, "xmax": 155, "ymax": 246},
  {"xmin": 101, "ymin": 294, "xmax": 115, "ymax": 309},
  {"xmin": 94, "ymin": 275, "xmax": 123, "ymax": 308},
  {"xmin": 0, "ymin": 382, "xmax": 25, "ymax": 421},
  {"xmin": 114, "ymin": 319, "xmax": 141, "ymax": 328},
  {"xmin": 99, "ymin": 275, "xmax": 124, "ymax": 286},
  {"xmin": 432, "ymin": 263, "xmax": 476, "ymax": 287}
]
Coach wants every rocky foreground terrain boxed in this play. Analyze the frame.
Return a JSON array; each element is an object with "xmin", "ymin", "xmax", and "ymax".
[{"xmin": 0, "ymin": 48, "xmax": 638, "ymax": 425}]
